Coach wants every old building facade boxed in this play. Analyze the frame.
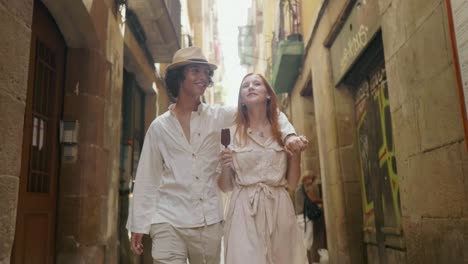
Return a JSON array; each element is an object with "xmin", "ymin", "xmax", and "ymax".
[
  {"xmin": 187, "ymin": 0, "xmax": 224, "ymax": 105},
  {"xmin": 246, "ymin": 0, "xmax": 468, "ymax": 263},
  {"xmin": 0, "ymin": 0, "xmax": 187, "ymax": 262}
]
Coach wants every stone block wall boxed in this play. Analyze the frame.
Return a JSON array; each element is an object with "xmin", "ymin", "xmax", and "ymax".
[
  {"xmin": 54, "ymin": 0, "xmax": 124, "ymax": 261},
  {"xmin": 288, "ymin": 1, "xmax": 366, "ymax": 263},
  {"xmin": 0, "ymin": 0, "xmax": 33, "ymax": 262},
  {"xmin": 0, "ymin": 0, "xmax": 160, "ymax": 262},
  {"xmin": 380, "ymin": 0, "xmax": 468, "ymax": 262},
  {"xmin": 290, "ymin": 0, "xmax": 468, "ymax": 262}
]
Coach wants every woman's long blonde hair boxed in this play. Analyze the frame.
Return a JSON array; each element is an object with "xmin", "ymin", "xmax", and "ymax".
[{"xmin": 234, "ymin": 73, "xmax": 283, "ymax": 146}]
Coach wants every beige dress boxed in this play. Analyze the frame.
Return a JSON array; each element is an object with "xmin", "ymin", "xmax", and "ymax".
[{"xmin": 223, "ymin": 128, "xmax": 307, "ymax": 264}]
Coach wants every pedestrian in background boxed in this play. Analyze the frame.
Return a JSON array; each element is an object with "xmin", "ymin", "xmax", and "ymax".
[{"xmin": 302, "ymin": 174, "xmax": 327, "ymax": 263}]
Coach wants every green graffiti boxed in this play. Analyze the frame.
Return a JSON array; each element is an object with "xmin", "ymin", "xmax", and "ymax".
[
  {"xmin": 374, "ymin": 80, "xmax": 401, "ymax": 227},
  {"xmin": 357, "ymin": 73, "xmax": 402, "ymax": 232}
]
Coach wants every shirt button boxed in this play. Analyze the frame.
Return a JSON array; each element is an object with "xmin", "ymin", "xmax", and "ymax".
[
  {"xmin": 196, "ymin": 176, "xmax": 200, "ymax": 180},
  {"xmin": 199, "ymin": 198, "xmax": 203, "ymax": 201},
  {"xmin": 192, "ymin": 153, "xmax": 196, "ymax": 157}
]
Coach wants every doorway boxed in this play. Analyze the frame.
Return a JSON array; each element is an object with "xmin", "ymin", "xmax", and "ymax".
[
  {"xmin": 119, "ymin": 70, "xmax": 146, "ymax": 263},
  {"xmin": 12, "ymin": 1, "xmax": 65, "ymax": 263},
  {"xmin": 347, "ymin": 33, "xmax": 403, "ymax": 263}
]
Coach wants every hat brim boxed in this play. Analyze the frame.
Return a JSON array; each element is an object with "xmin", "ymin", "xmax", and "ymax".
[{"xmin": 166, "ymin": 60, "xmax": 217, "ymax": 72}]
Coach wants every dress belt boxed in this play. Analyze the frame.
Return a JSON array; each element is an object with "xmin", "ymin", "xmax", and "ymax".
[{"xmin": 241, "ymin": 182, "xmax": 286, "ymax": 264}]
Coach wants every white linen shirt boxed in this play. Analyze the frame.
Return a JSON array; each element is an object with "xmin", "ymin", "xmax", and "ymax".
[{"xmin": 126, "ymin": 103, "xmax": 296, "ymax": 234}]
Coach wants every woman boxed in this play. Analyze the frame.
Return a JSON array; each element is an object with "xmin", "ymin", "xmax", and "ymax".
[{"xmin": 218, "ymin": 73, "xmax": 307, "ymax": 264}]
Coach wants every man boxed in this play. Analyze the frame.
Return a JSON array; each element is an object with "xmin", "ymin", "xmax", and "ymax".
[{"xmin": 126, "ymin": 46, "xmax": 307, "ymax": 263}]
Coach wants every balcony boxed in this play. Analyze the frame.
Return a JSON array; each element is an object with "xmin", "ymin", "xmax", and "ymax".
[
  {"xmin": 271, "ymin": 34, "xmax": 304, "ymax": 94},
  {"xmin": 127, "ymin": 0, "xmax": 181, "ymax": 63},
  {"xmin": 238, "ymin": 25, "xmax": 255, "ymax": 66}
]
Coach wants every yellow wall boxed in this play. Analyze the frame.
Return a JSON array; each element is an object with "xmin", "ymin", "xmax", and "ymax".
[
  {"xmin": 187, "ymin": 0, "xmax": 221, "ymax": 105},
  {"xmin": 300, "ymin": 0, "xmax": 321, "ymax": 44},
  {"xmin": 253, "ymin": 0, "xmax": 281, "ymax": 77}
]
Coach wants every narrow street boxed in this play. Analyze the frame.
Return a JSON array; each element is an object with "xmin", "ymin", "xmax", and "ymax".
[{"xmin": 0, "ymin": 0, "xmax": 467, "ymax": 263}]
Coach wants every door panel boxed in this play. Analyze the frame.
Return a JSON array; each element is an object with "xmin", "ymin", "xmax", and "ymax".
[
  {"xmin": 355, "ymin": 65, "xmax": 403, "ymax": 263},
  {"xmin": 23, "ymin": 214, "xmax": 49, "ymax": 263},
  {"xmin": 13, "ymin": 1, "xmax": 65, "ymax": 263}
]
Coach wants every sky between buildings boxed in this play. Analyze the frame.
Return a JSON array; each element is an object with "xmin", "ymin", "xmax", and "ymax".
[{"xmin": 217, "ymin": 0, "xmax": 250, "ymax": 106}]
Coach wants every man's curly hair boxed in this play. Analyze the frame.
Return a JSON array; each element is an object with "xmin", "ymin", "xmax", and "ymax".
[{"xmin": 164, "ymin": 65, "xmax": 215, "ymax": 101}]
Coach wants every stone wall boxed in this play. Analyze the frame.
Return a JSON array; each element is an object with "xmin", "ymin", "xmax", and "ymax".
[
  {"xmin": 0, "ymin": 0, "xmax": 33, "ymax": 262},
  {"xmin": 289, "ymin": 77, "xmax": 321, "ymax": 180},
  {"xmin": 0, "ymin": 0, "xmax": 164, "ymax": 262},
  {"xmin": 289, "ymin": 1, "xmax": 365, "ymax": 263},
  {"xmin": 290, "ymin": 0, "xmax": 468, "ymax": 263},
  {"xmin": 380, "ymin": 0, "xmax": 467, "ymax": 262},
  {"xmin": 52, "ymin": 0, "xmax": 124, "ymax": 261}
]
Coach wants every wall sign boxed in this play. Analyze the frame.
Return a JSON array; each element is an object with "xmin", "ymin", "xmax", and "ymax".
[
  {"xmin": 446, "ymin": 0, "xmax": 468, "ymax": 150},
  {"xmin": 329, "ymin": 0, "xmax": 380, "ymax": 86}
]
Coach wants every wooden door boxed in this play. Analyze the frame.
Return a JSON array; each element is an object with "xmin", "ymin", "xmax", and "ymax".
[{"xmin": 12, "ymin": 1, "xmax": 65, "ymax": 263}]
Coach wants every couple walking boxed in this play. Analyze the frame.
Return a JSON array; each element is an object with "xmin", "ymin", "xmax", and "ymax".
[{"xmin": 126, "ymin": 46, "xmax": 308, "ymax": 264}]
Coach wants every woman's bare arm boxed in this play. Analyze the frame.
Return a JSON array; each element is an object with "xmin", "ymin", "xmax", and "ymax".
[{"xmin": 286, "ymin": 152, "xmax": 301, "ymax": 193}]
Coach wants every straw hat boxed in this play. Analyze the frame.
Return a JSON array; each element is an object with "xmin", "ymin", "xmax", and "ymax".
[{"xmin": 166, "ymin": 46, "xmax": 217, "ymax": 72}]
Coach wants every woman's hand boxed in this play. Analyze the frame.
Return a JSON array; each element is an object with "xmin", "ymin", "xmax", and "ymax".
[
  {"xmin": 219, "ymin": 148, "xmax": 233, "ymax": 170},
  {"xmin": 218, "ymin": 148, "xmax": 235, "ymax": 192}
]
